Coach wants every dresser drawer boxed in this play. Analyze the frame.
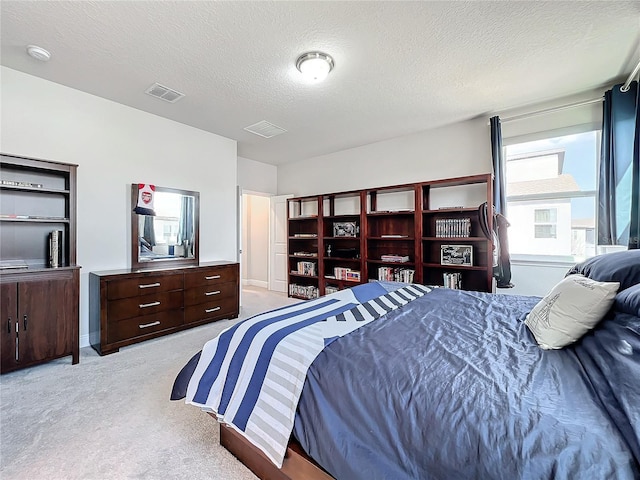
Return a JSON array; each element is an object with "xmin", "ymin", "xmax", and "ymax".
[
  {"xmin": 184, "ymin": 281, "xmax": 237, "ymax": 307},
  {"xmin": 184, "ymin": 265, "xmax": 237, "ymax": 289},
  {"xmin": 107, "ymin": 309, "xmax": 183, "ymax": 344},
  {"xmin": 107, "ymin": 273, "xmax": 183, "ymax": 300},
  {"xmin": 108, "ymin": 290, "xmax": 184, "ymax": 322},
  {"xmin": 184, "ymin": 296, "xmax": 238, "ymax": 324}
]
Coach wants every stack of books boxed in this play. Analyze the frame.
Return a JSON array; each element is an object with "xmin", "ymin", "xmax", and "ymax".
[
  {"xmin": 296, "ymin": 261, "xmax": 317, "ymax": 276},
  {"xmin": 378, "ymin": 267, "xmax": 414, "ymax": 283},
  {"xmin": 289, "ymin": 284, "xmax": 319, "ymax": 299},
  {"xmin": 332, "ymin": 267, "xmax": 360, "ymax": 281},
  {"xmin": 381, "ymin": 254, "xmax": 410, "ymax": 263},
  {"xmin": 435, "ymin": 218, "xmax": 471, "ymax": 238},
  {"xmin": 443, "ymin": 272, "xmax": 462, "ymax": 289}
]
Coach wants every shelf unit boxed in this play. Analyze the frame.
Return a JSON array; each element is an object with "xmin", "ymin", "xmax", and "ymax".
[
  {"xmin": 364, "ymin": 184, "xmax": 419, "ymax": 285},
  {"xmin": 321, "ymin": 191, "xmax": 365, "ymax": 294},
  {"xmin": 420, "ymin": 174, "xmax": 493, "ymax": 292},
  {"xmin": 0, "ymin": 153, "xmax": 80, "ymax": 373},
  {"xmin": 287, "ymin": 196, "xmax": 323, "ymax": 299},
  {"xmin": 286, "ymin": 174, "xmax": 493, "ymax": 298}
]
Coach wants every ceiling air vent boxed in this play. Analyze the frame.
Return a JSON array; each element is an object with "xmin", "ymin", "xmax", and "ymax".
[
  {"xmin": 144, "ymin": 83, "xmax": 185, "ymax": 103},
  {"xmin": 244, "ymin": 120, "xmax": 287, "ymax": 138}
]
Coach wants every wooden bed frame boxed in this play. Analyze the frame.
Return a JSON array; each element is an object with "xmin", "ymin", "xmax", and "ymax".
[{"xmin": 219, "ymin": 422, "xmax": 334, "ymax": 480}]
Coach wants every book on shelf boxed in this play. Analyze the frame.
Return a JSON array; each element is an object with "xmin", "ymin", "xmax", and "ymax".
[
  {"xmin": 296, "ymin": 261, "xmax": 317, "ymax": 276},
  {"xmin": 380, "ymin": 234, "xmax": 409, "ymax": 238},
  {"xmin": 0, "ymin": 259, "xmax": 29, "ymax": 270},
  {"xmin": 289, "ymin": 283, "xmax": 319, "ymax": 299},
  {"xmin": 0, "ymin": 180, "xmax": 44, "ymax": 188},
  {"xmin": 293, "ymin": 233, "xmax": 318, "ymax": 238},
  {"xmin": 435, "ymin": 218, "xmax": 471, "ymax": 238},
  {"xmin": 293, "ymin": 251, "xmax": 317, "ymax": 257},
  {"xmin": 377, "ymin": 266, "xmax": 414, "ymax": 283},
  {"xmin": 380, "ymin": 254, "xmax": 410, "ymax": 263},
  {"xmin": 443, "ymin": 272, "xmax": 462, "ymax": 289}
]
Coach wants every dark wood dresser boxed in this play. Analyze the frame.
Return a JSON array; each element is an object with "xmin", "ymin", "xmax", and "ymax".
[{"xmin": 89, "ymin": 261, "xmax": 239, "ymax": 355}]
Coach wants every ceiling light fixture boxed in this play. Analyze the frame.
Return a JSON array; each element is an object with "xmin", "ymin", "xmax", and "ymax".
[
  {"xmin": 26, "ymin": 45, "xmax": 51, "ymax": 62},
  {"xmin": 296, "ymin": 51, "xmax": 334, "ymax": 82}
]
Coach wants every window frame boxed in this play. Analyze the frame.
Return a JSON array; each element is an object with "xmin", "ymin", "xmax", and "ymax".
[{"xmin": 503, "ymin": 128, "xmax": 601, "ymax": 264}]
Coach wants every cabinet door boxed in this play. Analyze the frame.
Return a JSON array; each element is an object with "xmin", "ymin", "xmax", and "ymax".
[
  {"xmin": 1, "ymin": 283, "xmax": 18, "ymax": 372},
  {"xmin": 18, "ymin": 278, "xmax": 73, "ymax": 365}
]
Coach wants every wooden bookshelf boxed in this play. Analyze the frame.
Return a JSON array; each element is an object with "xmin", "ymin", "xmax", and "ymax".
[{"xmin": 286, "ymin": 174, "xmax": 494, "ymax": 297}]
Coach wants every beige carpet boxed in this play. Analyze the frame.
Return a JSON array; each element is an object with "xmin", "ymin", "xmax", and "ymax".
[{"xmin": 0, "ymin": 286, "xmax": 298, "ymax": 480}]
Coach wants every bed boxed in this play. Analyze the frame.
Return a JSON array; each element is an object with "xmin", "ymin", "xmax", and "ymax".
[{"xmin": 172, "ymin": 249, "xmax": 640, "ymax": 479}]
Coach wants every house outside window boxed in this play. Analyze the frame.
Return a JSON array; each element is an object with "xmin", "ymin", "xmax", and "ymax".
[{"xmin": 505, "ymin": 130, "xmax": 600, "ymax": 262}]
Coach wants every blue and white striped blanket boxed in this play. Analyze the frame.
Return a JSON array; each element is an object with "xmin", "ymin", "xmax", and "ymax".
[{"xmin": 185, "ymin": 282, "xmax": 430, "ymax": 467}]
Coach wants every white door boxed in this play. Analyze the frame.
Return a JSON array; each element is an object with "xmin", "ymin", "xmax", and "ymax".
[{"xmin": 269, "ymin": 194, "xmax": 292, "ymax": 292}]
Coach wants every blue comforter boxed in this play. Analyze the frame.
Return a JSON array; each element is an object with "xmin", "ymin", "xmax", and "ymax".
[{"xmin": 292, "ymin": 287, "xmax": 640, "ymax": 479}]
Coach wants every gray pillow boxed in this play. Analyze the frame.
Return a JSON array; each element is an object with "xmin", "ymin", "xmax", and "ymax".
[{"xmin": 525, "ymin": 274, "xmax": 620, "ymax": 349}]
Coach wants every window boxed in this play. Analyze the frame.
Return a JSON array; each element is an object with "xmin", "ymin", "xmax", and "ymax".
[
  {"xmin": 534, "ymin": 209, "xmax": 557, "ymax": 238},
  {"xmin": 505, "ymin": 130, "xmax": 600, "ymax": 262}
]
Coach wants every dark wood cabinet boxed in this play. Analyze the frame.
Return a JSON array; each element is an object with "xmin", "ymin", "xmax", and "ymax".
[
  {"xmin": 90, "ymin": 261, "xmax": 239, "ymax": 355},
  {"xmin": 287, "ymin": 174, "xmax": 494, "ymax": 296},
  {"xmin": 0, "ymin": 269, "xmax": 80, "ymax": 373},
  {"xmin": 0, "ymin": 154, "xmax": 80, "ymax": 373}
]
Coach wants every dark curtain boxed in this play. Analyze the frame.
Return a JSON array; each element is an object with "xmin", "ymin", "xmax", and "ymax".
[
  {"xmin": 490, "ymin": 116, "xmax": 506, "ymax": 215},
  {"xmin": 598, "ymin": 81, "xmax": 639, "ymax": 249},
  {"xmin": 630, "ymin": 85, "xmax": 640, "ymax": 249},
  {"xmin": 143, "ymin": 216, "xmax": 156, "ymax": 246},
  {"xmin": 178, "ymin": 196, "xmax": 195, "ymax": 253}
]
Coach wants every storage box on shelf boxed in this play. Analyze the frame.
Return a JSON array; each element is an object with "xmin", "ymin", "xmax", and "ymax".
[
  {"xmin": 420, "ymin": 174, "xmax": 493, "ymax": 292},
  {"xmin": 0, "ymin": 153, "xmax": 80, "ymax": 373}
]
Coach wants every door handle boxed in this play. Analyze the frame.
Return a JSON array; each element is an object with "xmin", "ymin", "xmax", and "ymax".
[
  {"xmin": 205, "ymin": 306, "xmax": 221, "ymax": 314},
  {"xmin": 15, "ymin": 321, "xmax": 19, "ymax": 361},
  {"xmin": 139, "ymin": 301, "xmax": 160, "ymax": 309},
  {"xmin": 205, "ymin": 290, "xmax": 221, "ymax": 296},
  {"xmin": 139, "ymin": 321, "xmax": 161, "ymax": 329},
  {"xmin": 7, "ymin": 319, "xmax": 10, "ymax": 333},
  {"xmin": 139, "ymin": 283, "xmax": 160, "ymax": 289},
  {"xmin": 23, "ymin": 315, "xmax": 27, "ymax": 331},
  {"xmin": 205, "ymin": 275, "xmax": 221, "ymax": 280}
]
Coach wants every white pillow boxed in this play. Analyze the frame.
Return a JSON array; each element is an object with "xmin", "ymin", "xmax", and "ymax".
[{"xmin": 525, "ymin": 274, "xmax": 620, "ymax": 350}]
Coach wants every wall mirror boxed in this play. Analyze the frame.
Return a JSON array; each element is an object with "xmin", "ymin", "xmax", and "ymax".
[{"xmin": 130, "ymin": 184, "xmax": 200, "ymax": 270}]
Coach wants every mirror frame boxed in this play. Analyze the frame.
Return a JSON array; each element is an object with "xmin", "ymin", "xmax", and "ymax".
[{"xmin": 130, "ymin": 184, "xmax": 200, "ymax": 270}]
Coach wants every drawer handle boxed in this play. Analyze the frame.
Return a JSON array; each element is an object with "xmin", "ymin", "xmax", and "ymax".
[
  {"xmin": 205, "ymin": 275, "xmax": 221, "ymax": 280},
  {"xmin": 139, "ymin": 321, "xmax": 161, "ymax": 329},
  {"xmin": 205, "ymin": 306, "xmax": 221, "ymax": 314},
  {"xmin": 205, "ymin": 290, "xmax": 221, "ymax": 296},
  {"xmin": 139, "ymin": 282, "xmax": 160, "ymax": 289},
  {"xmin": 139, "ymin": 301, "xmax": 160, "ymax": 308}
]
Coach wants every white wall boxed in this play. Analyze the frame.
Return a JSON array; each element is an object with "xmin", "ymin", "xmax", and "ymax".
[
  {"xmin": 278, "ymin": 118, "xmax": 492, "ymax": 195},
  {"xmin": 1, "ymin": 67, "xmax": 238, "ymax": 348},
  {"xmin": 238, "ymin": 156, "xmax": 277, "ymax": 194}
]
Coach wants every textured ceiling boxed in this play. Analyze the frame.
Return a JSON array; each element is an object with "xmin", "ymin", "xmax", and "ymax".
[{"xmin": 1, "ymin": 1, "xmax": 639, "ymax": 165}]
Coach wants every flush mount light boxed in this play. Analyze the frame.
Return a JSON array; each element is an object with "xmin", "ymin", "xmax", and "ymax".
[
  {"xmin": 26, "ymin": 45, "xmax": 51, "ymax": 62},
  {"xmin": 296, "ymin": 51, "xmax": 334, "ymax": 82}
]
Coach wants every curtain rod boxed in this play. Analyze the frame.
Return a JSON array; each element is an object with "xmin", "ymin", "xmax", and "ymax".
[
  {"xmin": 490, "ymin": 97, "xmax": 603, "ymax": 125},
  {"xmin": 490, "ymin": 59, "xmax": 640, "ymax": 124},
  {"xmin": 621, "ymin": 58, "xmax": 640, "ymax": 92}
]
